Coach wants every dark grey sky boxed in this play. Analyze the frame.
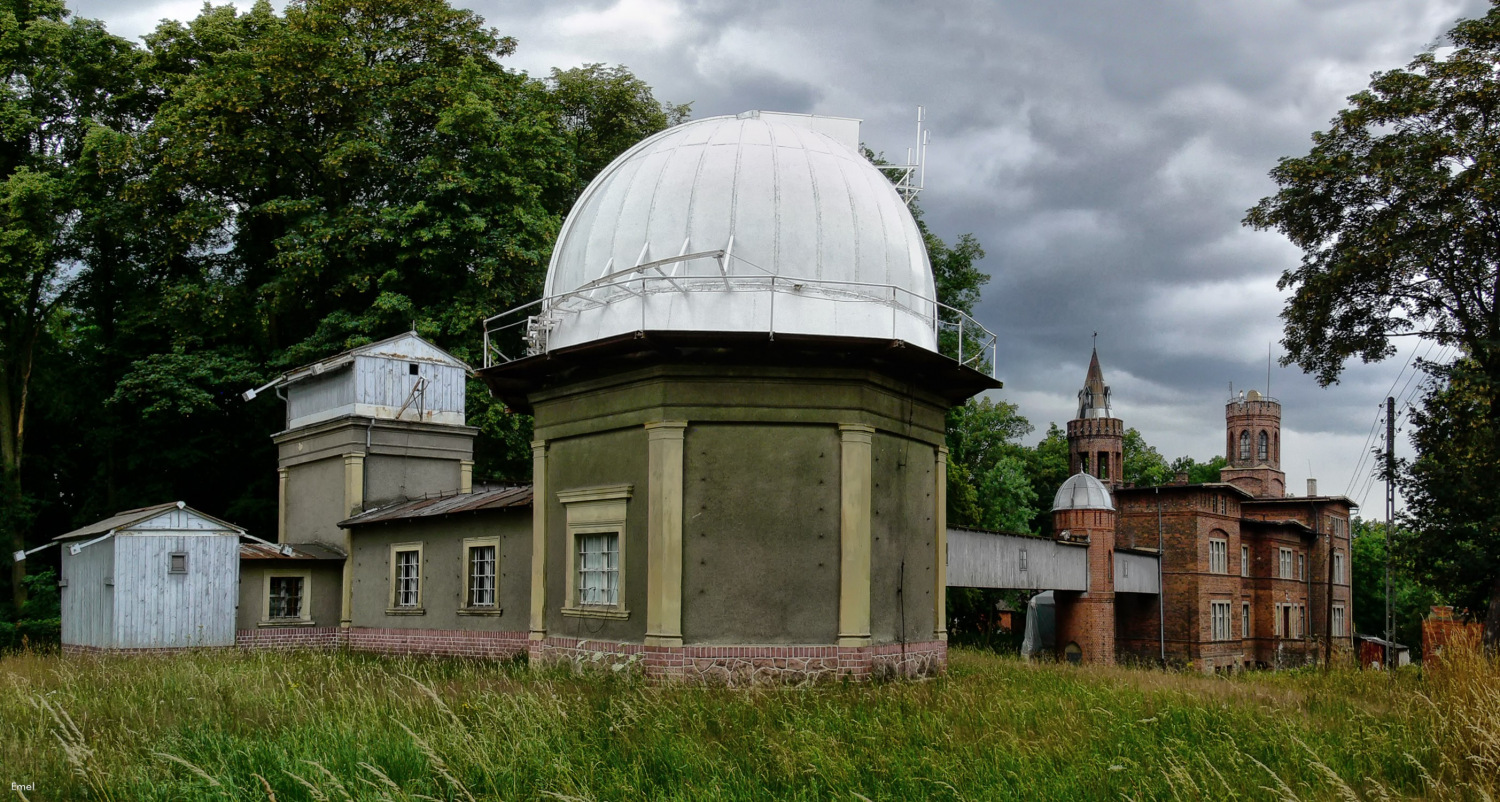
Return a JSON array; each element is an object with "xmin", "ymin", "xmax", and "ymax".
[{"xmin": 79, "ymin": 0, "xmax": 1494, "ymax": 514}]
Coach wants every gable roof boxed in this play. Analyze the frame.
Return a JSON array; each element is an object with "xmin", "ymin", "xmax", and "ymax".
[
  {"xmin": 54, "ymin": 501, "xmax": 246, "ymax": 542},
  {"xmin": 242, "ymin": 332, "xmax": 474, "ymax": 402}
]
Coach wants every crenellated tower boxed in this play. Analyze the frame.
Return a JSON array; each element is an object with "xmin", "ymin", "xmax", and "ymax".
[
  {"xmin": 1067, "ymin": 348, "xmax": 1124, "ymax": 489},
  {"xmin": 1220, "ymin": 389, "xmax": 1285, "ymax": 498}
]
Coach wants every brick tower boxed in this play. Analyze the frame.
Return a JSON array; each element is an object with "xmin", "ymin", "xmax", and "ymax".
[
  {"xmin": 1220, "ymin": 390, "xmax": 1285, "ymax": 498},
  {"xmin": 1051, "ymin": 472, "xmax": 1116, "ymax": 664},
  {"xmin": 1067, "ymin": 348, "xmax": 1123, "ymax": 489}
]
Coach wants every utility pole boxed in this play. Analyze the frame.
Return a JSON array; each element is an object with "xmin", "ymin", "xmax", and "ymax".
[{"xmin": 1385, "ymin": 396, "xmax": 1395, "ymax": 670}]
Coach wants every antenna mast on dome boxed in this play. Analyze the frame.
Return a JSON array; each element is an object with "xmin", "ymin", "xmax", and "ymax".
[{"xmin": 877, "ymin": 106, "xmax": 928, "ymax": 207}]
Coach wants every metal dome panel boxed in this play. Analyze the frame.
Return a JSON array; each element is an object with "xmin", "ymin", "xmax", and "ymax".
[
  {"xmin": 536, "ymin": 111, "xmax": 940, "ymax": 352},
  {"xmin": 1052, "ymin": 473, "xmax": 1115, "ymax": 512}
]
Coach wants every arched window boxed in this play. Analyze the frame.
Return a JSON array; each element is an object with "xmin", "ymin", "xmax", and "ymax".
[
  {"xmin": 1238, "ymin": 430, "xmax": 1250, "ymax": 461},
  {"xmin": 1257, "ymin": 431, "xmax": 1269, "ymax": 462}
]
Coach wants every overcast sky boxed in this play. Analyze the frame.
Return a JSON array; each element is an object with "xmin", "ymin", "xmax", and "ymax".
[{"xmin": 78, "ymin": 0, "xmax": 1494, "ymax": 516}]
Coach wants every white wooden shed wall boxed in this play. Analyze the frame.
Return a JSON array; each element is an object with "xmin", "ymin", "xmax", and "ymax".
[
  {"xmin": 113, "ymin": 533, "xmax": 239, "ymax": 648},
  {"xmin": 284, "ymin": 334, "xmax": 468, "ymax": 430},
  {"xmin": 60, "ymin": 541, "xmax": 115, "ymax": 649}
]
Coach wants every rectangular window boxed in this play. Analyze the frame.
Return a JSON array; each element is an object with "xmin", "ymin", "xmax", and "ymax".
[
  {"xmin": 577, "ymin": 532, "xmax": 620, "ymax": 606},
  {"xmin": 1209, "ymin": 539, "xmax": 1227, "ymax": 574},
  {"xmin": 1279, "ymin": 548, "xmax": 1293, "ymax": 579},
  {"xmin": 1333, "ymin": 550, "xmax": 1345, "ymax": 584},
  {"xmin": 1241, "ymin": 545, "xmax": 1250, "ymax": 577},
  {"xmin": 1211, "ymin": 601, "xmax": 1231, "ymax": 641},
  {"xmin": 394, "ymin": 547, "xmax": 421, "ymax": 608},
  {"xmin": 559, "ymin": 484, "xmax": 632, "ymax": 619},
  {"xmin": 1019, "ymin": 548, "xmax": 1028, "ymax": 573},
  {"xmin": 268, "ymin": 576, "xmax": 304, "ymax": 619},
  {"xmin": 1297, "ymin": 553, "xmax": 1305, "ymax": 581},
  {"xmin": 1332, "ymin": 604, "xmax": 1346, "ymax": 637},
  {"xmin": 464, "ymin": 541, "xmax": 498, "ymax": 608},
  {"xmin": 1242, "ymin": 602, "xmax": 1251, "ymax": 638},
  {"xmin": 169, "ymin": 552, "xmax": 188, "ymax": 574}
]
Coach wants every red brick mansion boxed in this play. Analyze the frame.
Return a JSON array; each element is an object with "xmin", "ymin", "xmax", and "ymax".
[{"xmin": 1055, "ymin": 350, "xmax": 1355, "ymax": 670}]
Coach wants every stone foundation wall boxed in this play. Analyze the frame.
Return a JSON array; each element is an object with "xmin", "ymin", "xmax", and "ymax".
[
  {"xmin": 530, "ymin": 637, "xmax": 946, "ymax": 684},
  {"xmin": 236, "ymin": 626, "xmax": 341, "ymax": 650}
]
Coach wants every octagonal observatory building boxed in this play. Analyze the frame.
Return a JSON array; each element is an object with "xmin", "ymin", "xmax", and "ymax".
[{"xmin": 479, "ymin": 111, "xmax": 1000, "ymax": 682}]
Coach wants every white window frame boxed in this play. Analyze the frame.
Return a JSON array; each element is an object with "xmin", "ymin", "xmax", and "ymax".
[
  {"xmin": 1332, "ymin": 604, "xmax": 1346, "ymax": 637},
  {"xmin": 1211, "ymin": 601, "xmax": 1231, "ymax": 641},
  {"xmin": 1279, "ymin": 548, "xmax": 1293, "ymax": 579},
  {"xmin": 1242, "ymin": 602, "xmax": 1251, "ymax": 639},
  {"xmin": 1209, "ymin": 538, "xmax": 1227, "ymax": 574},
  {"xmin": 263, "ymin": 570, "xmax": 313, "ymax": 624},
  {"xmin": 1241, "ymin": 545, "xmax": 1249, "ymax": 577},
  {"xmin": 388, "ymin": 542, "xmax": 424, "ymax": 613},
  {"xmin": 1333, "ymin": 549, "xmax": 1345, "ymax": 584},
  {"xmin": 558, "ymin": 484, "xmax": 632, "ymax": 620},
  {"xmin": 460, "ymin": 536, "xmax": 500, "ymax": 613}
]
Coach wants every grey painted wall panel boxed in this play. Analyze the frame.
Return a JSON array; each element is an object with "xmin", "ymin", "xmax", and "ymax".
[
  {"xmin": 60, "ymin": 540, "xmax": 114, "ymax": 648},
  {"xmin": 946, "ymin": 529, "xmax": 1089, "ymax": 591},
  {"xmin": 1114, "ymin": 551, "xmax": 1161, "ymax": 594},
  {"xmin": 114, "ymin": 534, "xmax": 238, "ymax": 648}
]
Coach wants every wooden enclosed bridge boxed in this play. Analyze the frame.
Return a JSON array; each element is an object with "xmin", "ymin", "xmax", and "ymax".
[{"xmin": 946, "ymin": 526, "xmax": 1160, "ymax": 595}]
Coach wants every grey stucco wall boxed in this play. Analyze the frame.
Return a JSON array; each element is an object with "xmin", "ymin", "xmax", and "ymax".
[
  {"xmin": 237, "ymin": 562, "xmax": 344, "ymax": 630},
  {"xmin": 365, "ymin": 455, "xmax": 461, "ymax": 507},
  {"xmin": 543, "ymin": 426, "xmax": 649, "ymax": 643},
  {"xmin": 869, "ymin": 432, "xmax": 939, "ymax": 644},
  {"xmin": 681, "ymin": 422, "xmax": 841, "ymax": 645},
  {"xmin": 285, "ymin": 457, "xmax": 347, "ymax": 549},
  {"xmin": 348, "ymin": 511, "xmax": 530, "ymax": 631}
]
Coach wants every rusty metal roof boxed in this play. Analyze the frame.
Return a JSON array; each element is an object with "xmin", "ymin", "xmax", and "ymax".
[
  {"xmin": 239, "ymin": 542, "xmax": 347, "ymax": 561},
  {"xmin": 339, "ymin": 485, "xmax": 533, "ymax": 528}
]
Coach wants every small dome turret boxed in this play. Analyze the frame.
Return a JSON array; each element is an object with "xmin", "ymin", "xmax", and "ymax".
[{"xmin": 1052, "ymin": 472, "xmax": 1115, "ymax": 512}]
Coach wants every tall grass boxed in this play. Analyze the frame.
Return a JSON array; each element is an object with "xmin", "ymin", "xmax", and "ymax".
[{"xmin": 1, "ymin": 642, "xmax": 1495, "ymax": 801}]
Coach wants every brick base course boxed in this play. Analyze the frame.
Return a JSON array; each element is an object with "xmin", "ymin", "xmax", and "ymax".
[
  {"xmin": 236, "ymin": 626, "xmax": 341, "ymax": 651},
  {"xmin": 531, "ymin": 637, "xmax": 946, "ymax": 685},
  {"xmin": 344, "ymin": 627, "xmax": 530, "ymax": 660}
]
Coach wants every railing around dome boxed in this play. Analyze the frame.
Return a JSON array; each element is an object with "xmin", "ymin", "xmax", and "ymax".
[{"xmin": 481, "ymin": 250, "xmax": 998, "ymax": 378}]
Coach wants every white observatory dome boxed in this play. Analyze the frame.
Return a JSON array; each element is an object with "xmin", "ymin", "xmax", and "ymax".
[{"xmin": 537, "ymin": 111, "xmax": 939, "ymax": 352}]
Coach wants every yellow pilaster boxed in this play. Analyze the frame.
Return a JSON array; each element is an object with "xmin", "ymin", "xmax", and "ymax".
[
  {"xmin": 276, "ymin": 467, "xmax": 290, "ymax": 544},
  {"xmin": 459, "ymin": 459, "xmax": 474, "ymax": 494},
  {"xmin": 645, "ymin": 421, "xmax": 688, "ymax": 647},
  {"xmin": 935, "ymin": 444, "xmax": 949, "ymax": 641},
  {"xmin": 340, "ymin": 452, "xmax": 365, "ymax": 629},
  {"xmin": 838, "ymin": 423, "xmax": 874, "ymax": 647},
  {"xmin": 529, "ymin": 440, "xmax": 548, "ymax": 640}
]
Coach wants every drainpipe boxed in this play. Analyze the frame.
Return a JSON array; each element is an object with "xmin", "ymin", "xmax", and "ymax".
[{"xmin": 1157, "ymin": 486, "xmax": 1165, "ymax": 667}]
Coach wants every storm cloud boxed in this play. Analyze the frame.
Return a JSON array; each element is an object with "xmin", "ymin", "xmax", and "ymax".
[{"xmin": 78, "ymin": 0, "xmax": 1493, "ymax": 512}]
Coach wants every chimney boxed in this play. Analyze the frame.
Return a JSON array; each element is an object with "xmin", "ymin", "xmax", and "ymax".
[
  {"xmin": 1172, "ymin": 472, "xmax": 1189, "ymax": 485},
  {"xmin": 1307, "ymin": 478, "xmax": 1317, "ymax": 497}
]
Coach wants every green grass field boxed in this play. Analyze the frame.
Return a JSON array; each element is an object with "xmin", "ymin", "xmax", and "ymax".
[{"xmin": 2, "ymin": 644, "xmax": 1496, "ymax": 801}]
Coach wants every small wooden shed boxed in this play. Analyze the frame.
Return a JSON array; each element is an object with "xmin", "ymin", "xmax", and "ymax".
[{"xmin": 58, "ymin": 501, "xmax": 244, "ymax": 652}]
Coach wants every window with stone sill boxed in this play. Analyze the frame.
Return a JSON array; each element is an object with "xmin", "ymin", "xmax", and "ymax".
[
  {"xmin": 462, "ymin": 538, "xmax": 499, "ymax": 610},
  {"xmin": 389, "ymin": 543, "xmax": 423, "ymax": 611},
  {"xmin": 1211, "ymin": 601, "xmax": 1232, "ymax": 641},
  {"xmin": 558, "ymin": 484, "xmax": 632, "ymax": 619}
]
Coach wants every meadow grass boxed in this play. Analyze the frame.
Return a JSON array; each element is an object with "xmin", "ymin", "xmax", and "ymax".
[{"xmin": 1, "ymin": 640, "xmax": 1496, "ymax": 801}]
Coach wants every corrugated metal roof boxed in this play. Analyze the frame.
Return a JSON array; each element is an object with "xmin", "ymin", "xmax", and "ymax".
[
  {"xmin": 54, "ymin": 501, "xmax": 246, "ymax": 542},
  {"xmin": 339, "ymin": 485, "xmax": 533, "ymax": 528},
  {"xmin": 239, "ymin": 542, "xmax": 347, "ymax": 561}
]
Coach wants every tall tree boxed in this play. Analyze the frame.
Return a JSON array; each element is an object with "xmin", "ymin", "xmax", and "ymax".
[
  {"xmin": 0, "ymin": 0, "xmax": 143, "ymax": 606},
  {"xmin": 1399, "ymin": 360, "xmax": 1500, "ymax": 640},
  {"xmin": 946, "ymin": 397, "xmax": 1037, "ymax": 532},
  {"xmin": 1244, "ymin": 3, "xmax": 1500, "ymax": 643}
]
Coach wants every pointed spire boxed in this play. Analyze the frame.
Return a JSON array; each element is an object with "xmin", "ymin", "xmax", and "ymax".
[{"xmin": 1076, "ymin": 345, "xmax": 1113, "ymax": 419}]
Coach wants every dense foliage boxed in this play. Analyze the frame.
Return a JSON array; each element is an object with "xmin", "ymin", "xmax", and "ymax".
[
  {"xmin": 1244, "ymin": 2, "xmax": 1500, "ymax": 643},
  {"xmin": 0, "ymin": 0, "xmax": 688, "ymax": 613}
]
